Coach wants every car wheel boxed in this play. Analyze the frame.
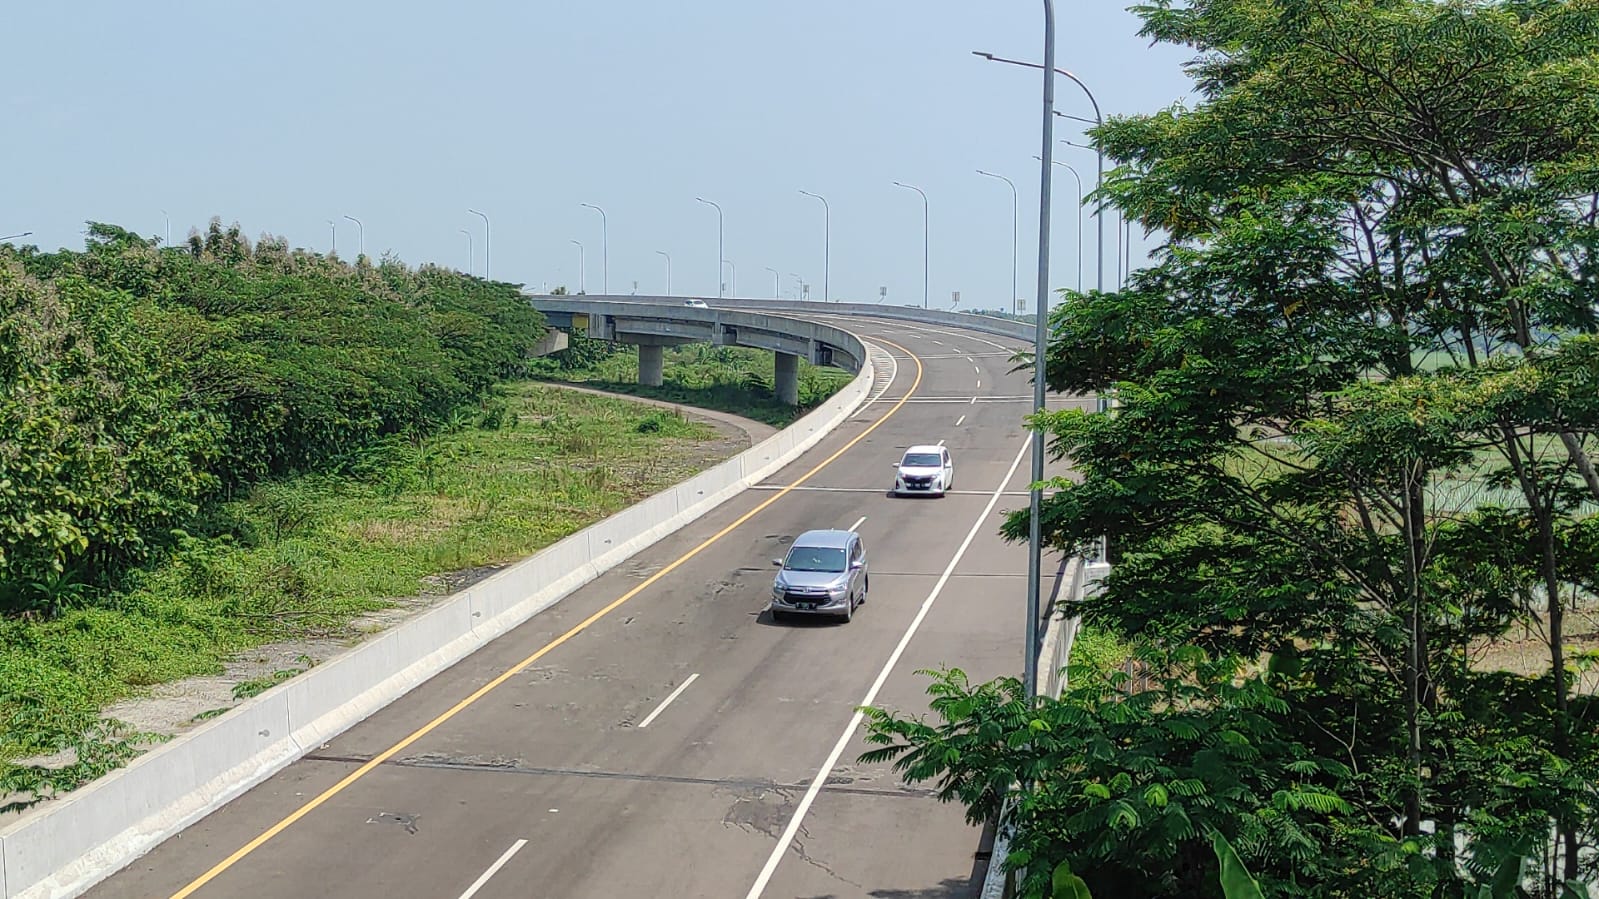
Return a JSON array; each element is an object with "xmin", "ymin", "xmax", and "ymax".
[
  {"xmin": 859, "ymin": 578, "xmax": 868, "ymax": 604},
  {"xmin": 840, "ymin": 597, "xmax": 854, "ymax": 624}
]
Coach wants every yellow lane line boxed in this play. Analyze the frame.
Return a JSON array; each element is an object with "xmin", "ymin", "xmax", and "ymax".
[{"xmin": 168, "ymin": 337, "xmax": 925, "ymax": 898}]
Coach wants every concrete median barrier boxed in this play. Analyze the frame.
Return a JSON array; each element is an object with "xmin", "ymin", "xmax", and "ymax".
[{"xmin": 0, "ymin": 326, "xmax": 873, "ymax": 899}]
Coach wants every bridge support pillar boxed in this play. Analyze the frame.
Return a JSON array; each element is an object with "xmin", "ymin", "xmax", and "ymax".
[
  {"xmin": 774, "ymin": 351, "xmax": 800, "ymax": 406},
  {"xmin": 638, "ymin": 344, "xmax": 665, "ymax": 387}
]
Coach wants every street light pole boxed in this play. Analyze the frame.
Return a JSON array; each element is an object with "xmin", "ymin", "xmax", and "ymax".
[
  {"xmin": 458, "ymin": 229, "xmax": 473, "ymax": 275},
  {"xmin": 765, "ymin": 266, "xmax": 780, "ymax": 298},
  {"xmin": 891, "ymin": 181, "xmax": 929, "ymax": 309},
  {"xmin": 468, "ymin": 208, "xmax": 490, "ymax": 279},
  {"xmin": 788, "ymin": 272, "xmax": 803, "ymax": 300},
  {"xmin": 695, "ymin": 197, "xmax": 724, "ymax": 297},
  {"xmin": 343, "ymin": 215, "xmax": 365, "ymax": 258},
  {"xmin": 1, "ymin": 231, "xmax": 33, "ymax": 242},
  {"xmin": 1017, "ymin": 1, "xmax": 1059, "ymax": 701},
  {"xmin": 798, "ymin": 190, "xmax": 829, "ymax": 302},
  {"xmin": 655, "ymin": 250, "xmax": 671, "ymax": 296},
  {"xmin": 580, "ymin": 204, "xmax": 608, "ymax": 294},
  {"xmin": 1034, "ymin": 156, "xmax": 1085, "ymax": 294},
  {"xmin": 161, "ymin": 211, "xmax": 170, "ymax": 247},
  {"xmin": 327, "ymin": 220, "xmax": 337, "ymax": 255},
  {"xmin": 722, "ymin": 259, "xmax": 736, "ymax": 297},
  {"xmin": 1059, "ymin": 139, "xmax": 1107, "ymax": 301},
  {"xmin": 976, "ymin": 170, "xmax": 1019, "ymax": 315},
  {"xmin": 570, "ymin": 240, "xmax": 586, "ymax": 294}
]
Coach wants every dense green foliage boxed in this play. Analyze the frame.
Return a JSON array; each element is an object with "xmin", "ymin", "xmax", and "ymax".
[
  {"xmin": 0, "ymin": 220, "xmax": 546, "ymax": 615},
  {"xmin": 530, "ymin": 338, "xmax": 852, "ymax": 427},
  {"xmin": 865, "ymin": 1, "xmax": 1599, "ymax": 896}
]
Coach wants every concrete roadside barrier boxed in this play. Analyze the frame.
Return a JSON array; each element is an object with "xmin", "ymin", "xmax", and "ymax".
[{"xmin": 0, "ymin": 330, "xmax": 873, "ymax": 899}]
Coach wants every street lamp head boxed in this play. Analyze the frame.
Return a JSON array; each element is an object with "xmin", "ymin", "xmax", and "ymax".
[{"xmin": 972, "ymin": 50, "xmax": 996, "ymax": 60}]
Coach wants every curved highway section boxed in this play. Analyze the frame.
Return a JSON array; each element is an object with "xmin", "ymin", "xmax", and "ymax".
[{"xmin": 88, "ymin": 314, "xmax": 1084, "ymax": 899}]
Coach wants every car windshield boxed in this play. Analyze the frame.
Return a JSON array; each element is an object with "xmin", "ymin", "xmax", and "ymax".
[
  {"xmin": 784, "ymin": 546, "xmax": 847, "ymax": 572},
  {"xmin": 902, "ymin": 453, "xmax": 941, "ymax": 468}
]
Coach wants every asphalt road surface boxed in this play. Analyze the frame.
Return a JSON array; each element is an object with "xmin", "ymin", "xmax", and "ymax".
[{"xmin": 89, "ymin": 315, "xmax": 1085, "ymax": 899}]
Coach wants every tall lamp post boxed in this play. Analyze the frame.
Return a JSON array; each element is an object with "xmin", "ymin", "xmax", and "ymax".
[
  {"xmin": 1033, "ymin": 155, "xmax": 1085, "ymax": 293},
  {"xmin": 458, "ymin": 229, "xmax": 473, "ymax": 275},
  {"xmin": 468, "ymin": 208, "xmax": 490, "ymax": 279},
  {"xmin": 695, "ymin": 197, "xmax": 724, "ymax": 297},
  {"xmin": 974, "ymin": 16, "xmax": 1059, "ymax": 698},
  {"xmin": 580, "ymin": 203, "xmax": 608, "ymax": 294},
  {"xmin": 798, "ymin": 190, "xmax": 830, "ymax": 302},
  {"xmin": 343, "ymin": 215, "xmax": 365, "ymax": 258},
  {"xmin": 764, "ymin": 266, "xmax": 780, "ymax": 298},
  {"xmin": 160, "ymin": 211, "xmax": 169, "ymax": 247},
  {"xmin": 569, "ymin": 240, "xmax": 586, "ymax": 293},
  {"xmin": 976, "ymin": 169, "xmax": 1019, "ymax": 315},
  {"xmin": 788, "ymin": 272, "xmax": 803, "ymax": 300},
  {"xmin": 891, "ymin": 181, "xmax": 929, "ymax": 309},
  {"xmin": 655, "ymin": 250, "xmax": 671, "ymax": 296},
  {"xmin": 327, "ymin": 220, "xmax": 337, "ymax": 255},
  {"xmin": 722, "ymin": 259, "xmax": 736, "ymax": 297}
]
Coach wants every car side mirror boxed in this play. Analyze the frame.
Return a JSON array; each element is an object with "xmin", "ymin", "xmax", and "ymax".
[
  {"xmin": 772, "ymin": 559, "xmax": 783, "ymax": 567},
  {"xmin": 850, "ymin": 560, "xmax": 864, "ymax": 570}
]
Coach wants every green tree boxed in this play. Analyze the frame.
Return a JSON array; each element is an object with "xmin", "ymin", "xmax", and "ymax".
[{"xmin": 0, "ymin": 261, "xmax": 223, "ymax": 614}]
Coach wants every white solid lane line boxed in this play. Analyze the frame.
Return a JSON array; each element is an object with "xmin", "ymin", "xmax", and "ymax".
[
  {"xmin": 456, "ymin": 839, "xmax": 529, "ymax": 899},
  {"xmin": 637, "ymin": 673, "xmax": 701, "ymax": 729},
  {"xmin": 848, "ymin": 516, "xmax": 867, "ymax": 532},
  {"xmin": 955, "ymin": 415, "xmax": 965, "ymax": 427},
  {"xmin": 932, "ymin": 339, "xmax": 944, "ymax": 345},
  {"xmin": 741, "ymin": 435, "xmax": 1032, "ymax": 899}
]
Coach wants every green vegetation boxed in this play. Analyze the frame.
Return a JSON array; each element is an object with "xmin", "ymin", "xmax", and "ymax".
[
  {"xmin": 865, "ymin": 2, "xmax": 1599, "ymax": 896},
  {"xmin": 0, "ymin": 224, "xmax": 735, "ymax": 809},
  {"xmin": 529, "ymin": 337, "xmax": 851, "ymax": 427}
]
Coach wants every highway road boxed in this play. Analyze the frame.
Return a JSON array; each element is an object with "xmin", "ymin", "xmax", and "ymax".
[{"xmin": 89, "ymin": 314, "xmax": 1083, "ymax": 899}]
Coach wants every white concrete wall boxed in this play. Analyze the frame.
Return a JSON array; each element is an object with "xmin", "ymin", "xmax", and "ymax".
[{"xmin": 0, "ymin": 328, "xmax": 873, "ymax": 899}]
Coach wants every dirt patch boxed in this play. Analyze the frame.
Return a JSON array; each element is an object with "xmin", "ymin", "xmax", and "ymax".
[{"xmin": 1472, "ymin": 599, "xmax": 1599, "ymax": 695}]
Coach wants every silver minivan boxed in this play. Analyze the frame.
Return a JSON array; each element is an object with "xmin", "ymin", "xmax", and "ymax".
[{"xmin": 769, "ymin": 529, "xmax": 868, "ymax": 623}]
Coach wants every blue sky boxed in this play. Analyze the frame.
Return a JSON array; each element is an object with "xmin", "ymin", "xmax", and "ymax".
[{"xmin": 4, "ymin": 1, "xmax": 1192, "ymax": 310}]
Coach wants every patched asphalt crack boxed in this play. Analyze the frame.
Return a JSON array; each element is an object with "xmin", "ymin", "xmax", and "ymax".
[
  {"xmin": 303, "ymin": 752, "xmax": 935, "ymax": 800},
  {"xmin": 719, "ymin": 785, "xmax": 865, "ymax": 890}
]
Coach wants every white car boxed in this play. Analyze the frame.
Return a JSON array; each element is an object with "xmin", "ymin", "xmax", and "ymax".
[
  {"xmin": 892, "ymin": 445, "xmax": 954, "ymax": 497},
  {"xmin": 683, "ymin": 299, "xmax": 709, "ymax": 309}
]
